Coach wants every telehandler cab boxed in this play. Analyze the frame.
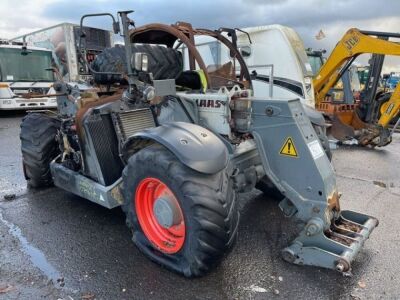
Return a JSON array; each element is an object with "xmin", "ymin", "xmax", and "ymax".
[{"xmin": 20, "ymin": 11, "xmax": 378, "ymax": 277}]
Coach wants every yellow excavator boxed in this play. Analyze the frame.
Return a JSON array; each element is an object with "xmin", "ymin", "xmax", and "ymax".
[{"xmin": 313, "ymin": 29, "xmax": 400, "ymax": 146}]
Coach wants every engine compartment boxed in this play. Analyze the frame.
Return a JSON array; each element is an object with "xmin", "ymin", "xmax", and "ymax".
[{"xmin": 54, "ymin": 77, "xmax": 263, "ymax": 189}]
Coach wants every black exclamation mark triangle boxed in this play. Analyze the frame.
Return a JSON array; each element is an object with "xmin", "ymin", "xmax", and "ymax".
[{"xmin": 279, "ymin": 137, "xmax": 298, "ymax": 157}]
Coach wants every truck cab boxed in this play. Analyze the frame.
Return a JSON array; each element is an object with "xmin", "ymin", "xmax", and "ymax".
[{"xmin": 0, "ymin": 42, "xmax": 57, "ymax": 110}]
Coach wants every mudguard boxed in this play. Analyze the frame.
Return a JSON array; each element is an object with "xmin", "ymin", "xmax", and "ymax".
[{"xmin": 123, "ymin": 122, "xmax": 229, "ymax": 174}]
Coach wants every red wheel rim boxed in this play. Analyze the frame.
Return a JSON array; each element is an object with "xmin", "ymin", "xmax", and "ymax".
[{"xmin": 135, "ymin": 177, "xmax": 185, "ymax": 254}]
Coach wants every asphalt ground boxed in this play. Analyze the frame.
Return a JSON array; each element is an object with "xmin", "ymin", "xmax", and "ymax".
[{"xmin": 0, "ymin": 111, "xmax": 399, "ymax": 300}]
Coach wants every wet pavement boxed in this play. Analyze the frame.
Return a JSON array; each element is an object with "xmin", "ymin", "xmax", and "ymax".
[{"xmin": 0, "ymin": 111, "xmax": 399, "ymax": 299}]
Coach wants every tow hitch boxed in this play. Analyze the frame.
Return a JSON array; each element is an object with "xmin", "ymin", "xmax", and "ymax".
[{"xmin": 282, "ymin": 210, "xmax": 378, "ymax": 272}]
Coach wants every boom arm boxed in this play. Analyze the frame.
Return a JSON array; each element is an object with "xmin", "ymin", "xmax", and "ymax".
[
  {"xmin": 314, "ymin": 28, "xmax": 400, "ymax": 105},
  {"xmin": 379, "ymin": 83, "xmax": 400, "ymax": 127}
]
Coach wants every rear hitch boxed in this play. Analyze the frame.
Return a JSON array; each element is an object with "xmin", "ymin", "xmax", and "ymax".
[
  {"xmin": 250, "ymin": 98, "xmax": 379, "ymax": 273},
  {"xmin": 282, "ymin": 210, "xmax": 378, "ymax": 273}
]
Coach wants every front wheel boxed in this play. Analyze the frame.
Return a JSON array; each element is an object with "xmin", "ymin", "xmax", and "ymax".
[
  {"xmin": 20, "ymin": 113, "xmax": 60, "ymax": 187},
  {"xmin": 121, "ymin": 144, "xmax": 239, "ymax": 277}
]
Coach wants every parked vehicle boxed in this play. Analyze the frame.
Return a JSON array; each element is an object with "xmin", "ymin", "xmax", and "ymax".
[
  {"xmin": 313, "ymin": 29, "xmax": 400, "ymax": 146},
  {"xmin": 11, "ymin": 23, "xmax": 113, "ymax": 83},
  {"xmin": 20, "ymin": 12, "xmax": 377, "ymax": 277},
  {"xmin": 383, "ymin": 72, "xmax": 400, "ymax": 90},
  {"xmin": 0, "ymin": 40, "xmax": 57, "ymax": 110}
]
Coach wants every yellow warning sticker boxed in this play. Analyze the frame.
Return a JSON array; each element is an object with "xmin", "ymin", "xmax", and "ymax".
[{"xmin": 279, "ymin": 137, "xmax": 298, "ymax": 158}]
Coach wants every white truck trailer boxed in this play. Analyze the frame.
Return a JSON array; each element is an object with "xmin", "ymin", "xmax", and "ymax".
[
  {"xmin": 0, "ymin": 41, "xmax": 57, "ymax": 110},
  {"xmin": 12, "ymin": 23, "xmax": 113, "ymax": 83}
]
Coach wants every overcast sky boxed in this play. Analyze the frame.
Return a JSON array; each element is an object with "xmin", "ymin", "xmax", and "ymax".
[{"xmin": 1, "ymin": 0, "xmax": 400, "ymax": 71}]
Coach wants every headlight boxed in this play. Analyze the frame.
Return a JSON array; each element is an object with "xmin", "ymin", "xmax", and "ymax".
[
  {"xmin": 143, "ymin": 86, "xmax": 155, "ymax": 101},
  {"xmin": 132, "ymin": 52, "xmax": 149, "ymax": 72}
]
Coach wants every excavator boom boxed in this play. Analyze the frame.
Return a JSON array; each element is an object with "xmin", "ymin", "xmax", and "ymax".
[
  {"xmin": 379, "ymin": 83, "xmax": 400, "ymax": 127},
  {"xmin": 314, "ymin": 29, "xmax": 400, "ymax": 103}
]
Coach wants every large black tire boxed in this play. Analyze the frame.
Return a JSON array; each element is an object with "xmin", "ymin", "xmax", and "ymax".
[
  {"xmin": 91, "ymin": 45, "xmax": 127, "ymax": 85},
  {"xmin": 20, "ymin": 113, "xmax": 60, "ymax": 188},
  {"xmin": 121, "ymin": 144, "xmax": 239, "ymax": 277},
  {"xmin": 91, "ymin": 44, "xmax": 183, "ymax": 85}
]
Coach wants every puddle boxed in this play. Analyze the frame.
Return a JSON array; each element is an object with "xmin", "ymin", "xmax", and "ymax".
[{"xmin": 0, "ymin": 211, "xmax": 62, "ymax": 283}]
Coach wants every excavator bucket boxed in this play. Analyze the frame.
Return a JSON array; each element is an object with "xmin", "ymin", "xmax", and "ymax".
[
  {"xmin": 330, "ymin": 114, "xmax": 356, "ymax": 141},
  {"xmin": 319, "ymin": 102, "xmax": 389, "ymax": 146},
  {"xmin": 250, "ymin": 97, "xmax": 378, "ymax": 273},
  {"xmin": 317, "ymin": 102, "xmax": 360, "ymax": 140}
]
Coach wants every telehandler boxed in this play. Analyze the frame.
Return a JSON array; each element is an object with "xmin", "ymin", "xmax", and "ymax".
[
  {"xmin": 20, "ymin": 11, "xmax": 377, "ymax": 277},
  {"xmin": 313, "ymin": 29, "xmax": 400, "ymax": 146}
]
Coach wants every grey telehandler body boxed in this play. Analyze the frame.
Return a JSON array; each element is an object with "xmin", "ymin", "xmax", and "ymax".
[{"xmin": 20, "ymin": 11, "xmax": 377, "ymax": 277}]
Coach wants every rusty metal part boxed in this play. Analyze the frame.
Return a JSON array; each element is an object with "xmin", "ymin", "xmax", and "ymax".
[
  {"xmin": 328, "ymin": 191, "xmax": 341, "ymax": 211},
  {"xmin": 335, "ymin": 258, "xmax": 350, "ymax": 272},
  {"xmin": 128, "ymin": 23, "xmax": 210, "ymax": 87},
  {"xmin": 176, "ymin": 22, "xmax": 196, "ymax": 71},
  {"xmin": 336, "ymin": 219, "xmax": 362, "ymax": 233},
  {"xmin": 329, "ymin": 114, "xmax": 355, "ymax": 140},
  {"xmin": 356, "ymin": 126, "xmax": 381, "ymax": 146},
  {"xmin": 351, "ymin": 108, "xmax": 369, "ymax": 130},
  {"xmin": 111, "ymin": 183, "xmax": 124, "ymax": 205},
  {"xmin": 20, "ymin": 93, "xmax": 65, "ymax": 99},
  {"xmin": 316, "ymin": 101, "xmax": 386, "ymax": 146},
  {"xmin": 326, "ymin": 230, "xmax": 353, "ymax": 246},
  {"xmin": 207, "ymin": 61, "xmax": 235, "ymax": 79},
  {"xmin": 75, "ymin": 91, "xmax": 124, "ymax": 139},
  {"xmin": 195, "ymin": 27, "xmax": 252, "ymax": 84},
  {"xmin": 128, "ymin": 22, "xmax": 252, "ymax": 89}
]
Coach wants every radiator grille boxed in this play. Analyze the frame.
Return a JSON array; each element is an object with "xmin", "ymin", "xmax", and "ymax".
[
  {"xmin": 86, "ymin": 114, "xmax": 123, "ymax": 185},
  {"xmin": 117, "ymin": 108, "xmax": 155, "ymax": 141}
]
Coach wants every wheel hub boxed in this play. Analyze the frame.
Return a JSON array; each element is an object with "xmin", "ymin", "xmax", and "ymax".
[
  {"xmin": 153, "ymin": 196, "xmax": 181, "ymax": 228},
  {"xmin": 135, "ymin": 177, "xmax": 185, "ymax": 253}
]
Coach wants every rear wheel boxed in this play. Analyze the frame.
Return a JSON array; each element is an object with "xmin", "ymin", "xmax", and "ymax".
[
  {"xmin": 122, "ymin": 144, "xmax": 239, "ymax": 277},
  {"xmin": 20, "ymin": 113, "xmax": 60, "ymax": 187}
]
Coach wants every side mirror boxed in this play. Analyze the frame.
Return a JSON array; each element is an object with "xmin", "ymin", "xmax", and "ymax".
[
  {"xmin": 238, "ymin": 46, "xmax": 251, "ymax": 58},
  {"xmin": 21, "ymin": 46, "xmax": 32, "ymax": 56},
  {"xmin": 112, "ymin": 21, "xmax": 120, "ymax": 34},
  {"xmin": 132, "ymin": 53, "xmax": 149, "ymax": 72},
  {"xmin": 21, "ymin": 40, "xmax": 32, "ymax": 56}
]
